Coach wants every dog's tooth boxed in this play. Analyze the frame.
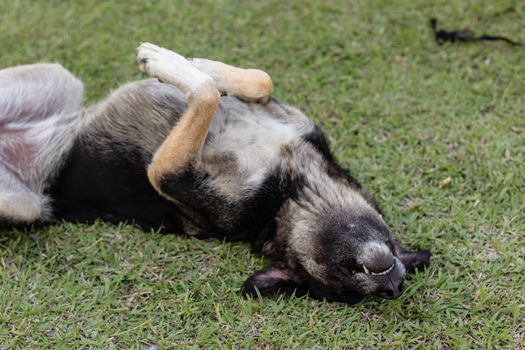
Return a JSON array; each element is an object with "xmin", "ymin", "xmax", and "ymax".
[{"xmin": 367, "ymin": 263, "xmax": 395, "ymax": 276}]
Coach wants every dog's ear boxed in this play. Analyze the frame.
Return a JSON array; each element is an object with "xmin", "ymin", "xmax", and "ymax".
[
  {"xmin": 394, "ymin": 241, "xmax": 431, "ymax": 273},
  {"xmin": 241, "ymin": 263, "xmax": 298, "ymax": 296}
]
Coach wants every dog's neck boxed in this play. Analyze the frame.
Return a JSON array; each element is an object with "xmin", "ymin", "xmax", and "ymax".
[{"xmin": 263, "ymin": 141, "xmax": 378, "ymax": 264}]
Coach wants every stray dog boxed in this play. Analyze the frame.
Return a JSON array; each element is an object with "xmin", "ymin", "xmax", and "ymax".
[{"xmin": 0, "ymin": 43, "xmax": 430, "ymax": 303}]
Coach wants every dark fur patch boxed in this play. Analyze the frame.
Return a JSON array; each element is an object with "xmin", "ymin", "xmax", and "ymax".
[
  {"xmin": 302, "ymin": 126, "xmax": 380, "ymax": 212},
  {"xmin": 237, "ymin": 168, "xmax": 305, "ymax": 249},
  {"xmin": 48, "ymin": 140, "xmax": 184, "ymax": 232},
  {"xmin": 302, "ymin": 125, "xmax": 335, "ymax": 162},
  {"xmin": 159, "ymin": 165, "xmax": 305, "ymax": 248},
  {"xmin": 158, "ymin": 167, "xmax": 234, "ymax": 235}
]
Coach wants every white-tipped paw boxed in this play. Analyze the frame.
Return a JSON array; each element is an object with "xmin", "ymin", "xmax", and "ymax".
[
  {"xmin": 136, "ymin": 42, "xmax": 213, "ymax": 94},
  {"xmin": 137, "ymin": 42, "xmax": 186, "ymax": 73}
]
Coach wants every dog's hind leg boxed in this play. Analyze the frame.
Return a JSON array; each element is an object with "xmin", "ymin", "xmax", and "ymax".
[
  {"xmin": 0, "ymin": 63, "xmax": 84, "ymax": 225},
  {"xmin": 0, "ymin": 63, "xmax": 84, "ymax": 124},
  {"xmin": 189, "ymin": 58, "xmax": 273, "ymax": 104},
  {"xmin": 136, "ymin": 43, "xmax": 220, "ymax": 198}
]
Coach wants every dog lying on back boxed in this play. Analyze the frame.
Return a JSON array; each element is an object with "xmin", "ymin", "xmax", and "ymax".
[{"xmin": 0, "ymin": 43, "xmax": 430, "ymax": 302}]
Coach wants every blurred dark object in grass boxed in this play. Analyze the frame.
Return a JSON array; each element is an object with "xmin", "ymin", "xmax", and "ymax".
[{"xmin": 430, "ymin": 18, "xmax": 522, "ymax": 47}]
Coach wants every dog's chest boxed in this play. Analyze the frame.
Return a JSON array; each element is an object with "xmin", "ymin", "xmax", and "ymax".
[{"xmin": 201, "ymin": 97, "xmax": 313, "ymax": 198}]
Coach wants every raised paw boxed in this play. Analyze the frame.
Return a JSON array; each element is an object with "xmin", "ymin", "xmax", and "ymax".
[
  {"xmin": 137, "ymin": 43, "xmax": 186, "ymax": 73},
  {"xmin": 136, "ymin": 42, "xmax": 214, "ymax": 94}
]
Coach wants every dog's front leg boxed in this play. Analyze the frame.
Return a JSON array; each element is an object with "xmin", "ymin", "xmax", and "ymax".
[
  {"xmin": 189, "ymin": 58, "xmax": 273, "ymax": 104},
  {"xmin": 136, "ymin": 43, "xmax": 220, "ymax": 202}
]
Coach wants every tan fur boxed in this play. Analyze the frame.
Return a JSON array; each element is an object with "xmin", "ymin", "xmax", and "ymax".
[
  {"xmin": 190, "ymin": 58, "xmax": 273, "ymax": 103},
  {"xmin": 147, "ymin": 82, "xmax": 220, "ymax": 194}
]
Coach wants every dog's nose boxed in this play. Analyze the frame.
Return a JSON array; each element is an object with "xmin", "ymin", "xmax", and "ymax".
[{"xmin": 379, "ymin": 280, "xmax": 404, "ymax": 299}]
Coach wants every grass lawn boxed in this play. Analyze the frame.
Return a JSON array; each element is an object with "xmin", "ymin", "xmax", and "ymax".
[{"xmin": 1, "ymin": 0, "xmax": 524, "ymax": 348}]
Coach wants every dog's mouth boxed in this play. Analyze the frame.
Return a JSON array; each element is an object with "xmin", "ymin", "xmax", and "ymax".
[{"xmin": 362, "ymin": 263, "xmax": 395, "ymax": 276}]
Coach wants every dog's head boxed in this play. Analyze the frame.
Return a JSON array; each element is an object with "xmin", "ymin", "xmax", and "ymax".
[{"xmin": 242, "ymin": 199, "xmax": 430, "ymax": 303}]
